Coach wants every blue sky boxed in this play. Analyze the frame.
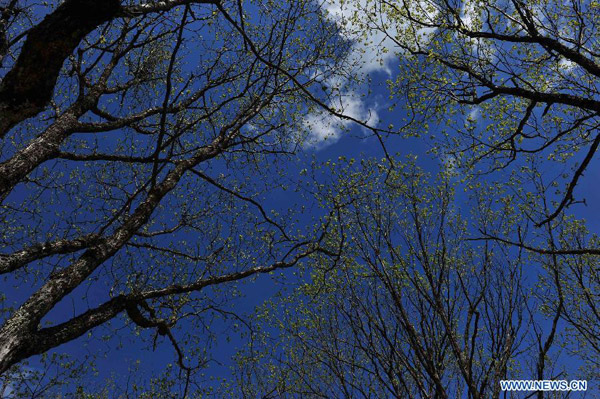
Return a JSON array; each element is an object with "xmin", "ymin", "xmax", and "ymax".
[{"xmin": 2, "ymin": 0, "xmax": 599, "ymax": 396}]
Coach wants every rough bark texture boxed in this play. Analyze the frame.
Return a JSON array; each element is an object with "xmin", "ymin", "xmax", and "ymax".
[
  {"xmin": 0, "ymin": 136, "xmax": 225, "ymax": 374},
  {"xmin": 0, "ymin": 233, "xmax": 102, "ymax": 275},
  {"xmin": 0, "ymin": 0, "xmax": 120, "ymax": 136},
  {"xmin": 0, "ymin": 0, "xmax": 325, "ymax": 380}
]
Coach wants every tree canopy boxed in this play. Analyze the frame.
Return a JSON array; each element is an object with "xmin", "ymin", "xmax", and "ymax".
[
  {"xmin": 361, "ymin": 0, "xmax": 600, "ymax": 231},
  {"xmin": 236, "ymin": 157, "xmax": 599, "ymax": 398},
  {"xmin": 1, "ymin": 0, "xmax": 599, "ymax": 397},
  {"xmin": 0, "ymin": 0, "xmax": 351, "ymax": 394}
]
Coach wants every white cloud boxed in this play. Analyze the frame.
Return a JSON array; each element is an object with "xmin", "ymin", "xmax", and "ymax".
[
  {"xmin": 558, "ymin": 57, "xmax": 576, "ymax": 72},
  {"xmin": 303, "ymin": 92, "xmax": 379, "ymax": 148},
  {"xmin": 459, "ymin": 0, "xmax": 497, "ymax": 63},
  {"xmin": 322, "ymin": 1, "xmax": 396, "ymax": 75},
  {"xmin": 460, "ymin": 0, "xmax": 478, "ymax": 31},
  {"xmin": 302, "ymin": 0, "xmax": 392, "ymax": 149},
  {"xmin": 468, "ymin": 106, "xmax": 480, "ymax": 122},
  {"xmin": 442, "ymin": 154, "xmax": 459, "ymax": 176},
  {"xmin": 303, "ymin": 0, "xmax": 437, "ymax": 149}
]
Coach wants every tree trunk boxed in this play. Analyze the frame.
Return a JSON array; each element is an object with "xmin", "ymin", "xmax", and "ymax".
[{"xmin": 0, "ymin": 0, "xmax": 120, "ymax": 137}]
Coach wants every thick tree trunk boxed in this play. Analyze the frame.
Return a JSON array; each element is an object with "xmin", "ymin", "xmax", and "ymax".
[
  {"xmin": 0, "ymin": 0, "xmax": 120, "ymax": 137},
  {"xmin": 0, "ymin": 141, "xmax": 223, "ymax": 374},
  {"xmin": 0, "ymin": 296, "xmax": 127, "ymax": 375},
  {"xmin": 0, "ymin": 316, "xmax": 32, "ymax": 375},
  {"xmin": 0, "ymin": 113, "xmax": 76, "ymax": 199}
]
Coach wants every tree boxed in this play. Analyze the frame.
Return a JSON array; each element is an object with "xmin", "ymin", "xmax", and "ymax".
[
  {"xmin": 0, "ymin": 0, "xmax": 347, "ymax": 391},
  {"xmin": 229, "ymin": 0, "xmax": 600, "ymax": 394},
  {"xmin": 344, "ymin": 0, "xmax": 600, "ymax": 241},
  {"xmin": 235, "ymin": 158, "xmax": 597, "ymax": 398},
  {"xmin": 349, "ymin": 0, "xmax": 600, "ymax": 378}
]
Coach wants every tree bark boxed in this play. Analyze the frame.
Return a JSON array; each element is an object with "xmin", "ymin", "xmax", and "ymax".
[
  {"xmin": 0, "ymin": 0, "xmax": 219, "ymax": 138},
  {"xmin": 0, "ymin": 137, "xmax": 225, "ymax": 374},
  {"xmin": 0, "ymin": 0, "xmax": 120, "ymax": 137}
]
